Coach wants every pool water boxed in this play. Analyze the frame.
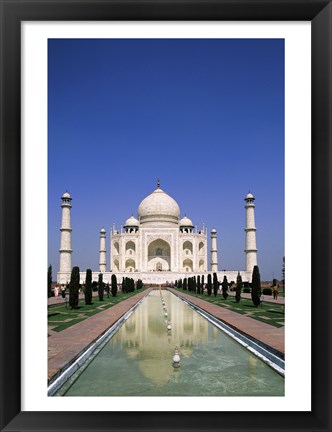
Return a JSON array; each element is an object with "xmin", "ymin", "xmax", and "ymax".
[{"xmin": 61, "ymin": 290, "xmax": 284, "ymax": 396}]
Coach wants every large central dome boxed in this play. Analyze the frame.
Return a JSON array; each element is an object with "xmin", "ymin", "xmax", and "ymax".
[{"xmin": 138, "ymin": 185, "xmax": 180, "ymax": 226}]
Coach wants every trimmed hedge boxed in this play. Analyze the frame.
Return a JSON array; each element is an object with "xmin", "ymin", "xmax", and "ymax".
[
  {"xmin": 243, "ymin": 287, "xmax": 251, "ymax": 293},
  {"xmin": 262, "ymin": 288, "xmax": 273, "ymax": 295}
]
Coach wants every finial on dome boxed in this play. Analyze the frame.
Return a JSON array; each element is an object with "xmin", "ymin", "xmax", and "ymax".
[{"xmin": 157, "ymin": 178, "xmax": 160, "ymax": 188}]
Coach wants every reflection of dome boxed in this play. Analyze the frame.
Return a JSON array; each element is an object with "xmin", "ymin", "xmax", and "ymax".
[
  {"xmin": 124, "ymin": 215, "xmax": 139, "ymax": 227},
  {"xmin": 138, "ymin": 186, "xmax": 180, "ymax": 226},
  {"xmin": 180, "ymin": 215, "xmax": 193, "ymax": 227}
]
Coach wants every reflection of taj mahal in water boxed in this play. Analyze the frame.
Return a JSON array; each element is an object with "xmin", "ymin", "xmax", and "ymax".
[{"xmin": 57, "ymin": 180, "xmax": 258, "ymax": 284}]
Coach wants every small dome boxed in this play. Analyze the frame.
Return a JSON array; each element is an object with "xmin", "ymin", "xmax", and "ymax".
[
  {"xmin": 100, "ymin": 228, "xmax": 106, "ymax": 233},
  {"xmin": 62, "ymin": 192, "xmax": 71, "ymax": 199},
  {"xmin": 180, "ymin": 215, "xmax": 194, "ymax": 227},
  {"xmin": 138, "ymin": 186, "xmax": 180, "ymax": 226},
  {"xmin": 124, "ymin": 215, "xmax": 139, "ymax": 227},
  {"xmin": 211, "ymin": 228, "xmax": 217, "ymax": 233},
  {"xmin": 245, "ymin": 192, "xmax": 254, "ymax": 199}
]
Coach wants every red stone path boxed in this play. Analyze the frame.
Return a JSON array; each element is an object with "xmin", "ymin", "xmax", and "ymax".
[
  {"xmin": 168, "ymin": 288, "xmax": 284, "ymax": 357},
  {"xmin": 48, "ymin": 288, "xmax": 152, "ymax": 383}
]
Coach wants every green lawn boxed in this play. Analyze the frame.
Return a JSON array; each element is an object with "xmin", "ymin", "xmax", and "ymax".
[
  {"xmin": 48, "ymin": 289, "xmax": 145, "ymax": 333},
  {"xmin": 177, "ymin": 290, "xmax": 285, "ymax": 328}
]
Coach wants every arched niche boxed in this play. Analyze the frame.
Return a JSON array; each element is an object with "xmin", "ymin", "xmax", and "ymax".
[
  {"xmin": 183, "ymin": 258, "xmax": 193, "ymax": 272},
  {"xmin": 113, "ymin": 259, "xmax": 119, "ymax": 272},
  {"xmin": 125, "ymin": 259, "xmax": 136, "ymax": 272},
  {"xmin": 126, "ymin": 240, "xmax": 136, "ymax": 255},
  {"xmin": 113, "ymin": 241, "xmax": 119, "ymax": 255},
  {"xmin": 183, "ymin": 241, "xmax": 193, "ymax": 255},
  {"xmin": 199, "ymin": 242, "xmax": 204, "ymax": 253}
]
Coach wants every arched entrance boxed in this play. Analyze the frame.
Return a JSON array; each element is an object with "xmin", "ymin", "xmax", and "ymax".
[{"xmin": 148, "ymin": 239, "xmax": 171, "ymax": 271}]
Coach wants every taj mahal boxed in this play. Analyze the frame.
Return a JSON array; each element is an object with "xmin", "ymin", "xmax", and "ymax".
[{"xmin": 57, "ymin": 181, "xmax": 258, "ymax": 285}]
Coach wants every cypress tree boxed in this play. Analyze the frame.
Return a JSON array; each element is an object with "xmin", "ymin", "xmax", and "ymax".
[
  {"xmin": 48, "ymin": 265, "xmax": 53, "ymax": 298},
  {"xmin": 213, "ymin": 273, "xmax": 219, "ymax": 297},
  {"xmin": 85, "ymin": 269, "xmax": 93, "ymax": 305},
  {"xmin": 69, "ymin": 266, "xmax": 80, "ymax": 309},
  {"xmin": 111, "ymin": 274, "xmax": 118, "ymax": 297},
  {"xmin": 235, "ymin": 272, "xmax": 243, "ymax": 303},
  {"xmin": 201, "ymin": 275, "xmax": 205, "ymax": 294},
  {"xmin": 251, "ymin": 265, "xmax": 261, "ymax": 307},
  {"xmin": 178, "ymin": 279, "xmax": 182, "ymax": 288},
  {"xmin": 193, "ymin": 276, "xmax": 197, "ymax": 294},
  {"xmin": 122, "ymin": 277, "xmax": 126, "ymax": 293},
  {"xmin": 221, "ymin": 276, "xmax": 229, "ymax": 300},
  {"xmin": 98, "ymin": 273, "xmax": 104, "ymax": 301},
  {"xmin": 183, "ymin": 278, "xmax": 188, "ymax": 290},
  {"xmin": 175, "ymin": 280, "xmax": 178, "ymax": 287},
  {"xmin": 188, "ymin": 277, "xmax": 192, "ymax": 292},
  {"xmin": 207, "ymin": 274, "xmax": 212, "ymax": 296}
]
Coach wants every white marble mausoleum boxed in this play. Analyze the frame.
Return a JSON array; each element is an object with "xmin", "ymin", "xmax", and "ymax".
[{"xmin": 57, "ymin": 181, "xmax": 258, "ymax": 285}]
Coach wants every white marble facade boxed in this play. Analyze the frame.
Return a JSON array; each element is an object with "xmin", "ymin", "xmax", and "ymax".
[{"xmin": 110, "ymin": 182, "xmax": 208, "ymax": 274}]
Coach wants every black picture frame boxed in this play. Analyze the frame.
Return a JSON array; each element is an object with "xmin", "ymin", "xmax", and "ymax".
[{"xmin": 1, "ymin": 1, "xmax": 331, "ymax": 431}]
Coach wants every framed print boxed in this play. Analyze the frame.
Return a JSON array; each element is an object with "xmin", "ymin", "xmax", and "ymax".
[{"xmin": 1, "ymin": 1, "xmax": 331, "ymax": 431}]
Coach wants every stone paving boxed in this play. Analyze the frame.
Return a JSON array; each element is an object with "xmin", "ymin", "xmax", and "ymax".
[
  {"xmin": 168, "ymin": 288, "xmax": 284, "ymax": 358},
  {"xmin": 48, "ymin": 287, "xmax": 285, "ymax": 385}
]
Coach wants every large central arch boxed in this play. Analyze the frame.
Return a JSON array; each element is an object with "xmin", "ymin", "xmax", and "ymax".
[{"xmin": 147, "ymin": 239, "xmax": 171, "ymax": 271}]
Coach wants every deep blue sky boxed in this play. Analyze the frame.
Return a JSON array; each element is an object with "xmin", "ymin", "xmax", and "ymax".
[{"xmin": 48, "ymin": 38, "xmax": 284, "ymax": 281}]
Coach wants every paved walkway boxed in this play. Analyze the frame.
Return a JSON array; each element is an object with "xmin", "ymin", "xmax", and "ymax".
[
  {"xmin": 168, "ymin": 288, "xmax": 284, "ymax": 358},
  {"xmin": 48, "ymin": 288, "xmax": 152, "ymax": 383}
]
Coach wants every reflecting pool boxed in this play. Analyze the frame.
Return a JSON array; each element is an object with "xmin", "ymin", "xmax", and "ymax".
[{"xmin": 60, "ymin": 290, "xmax": 284, "ymax": 396}]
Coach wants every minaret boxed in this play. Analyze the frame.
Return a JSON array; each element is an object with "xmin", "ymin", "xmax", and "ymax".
[
  {"xmin": 59, "ymin": 191, "xmax": 72, "ymax": 278},
  {"xmin": 210, "ymin": 228, "xmax": 218, "ymax": 272},
  {"xmin": 244, "ymin": 192, "xmax": 258, "ymax": 274},
  {"xmin": 99, "ymin": 228, "xmax": 106, "ymax": 272}
]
